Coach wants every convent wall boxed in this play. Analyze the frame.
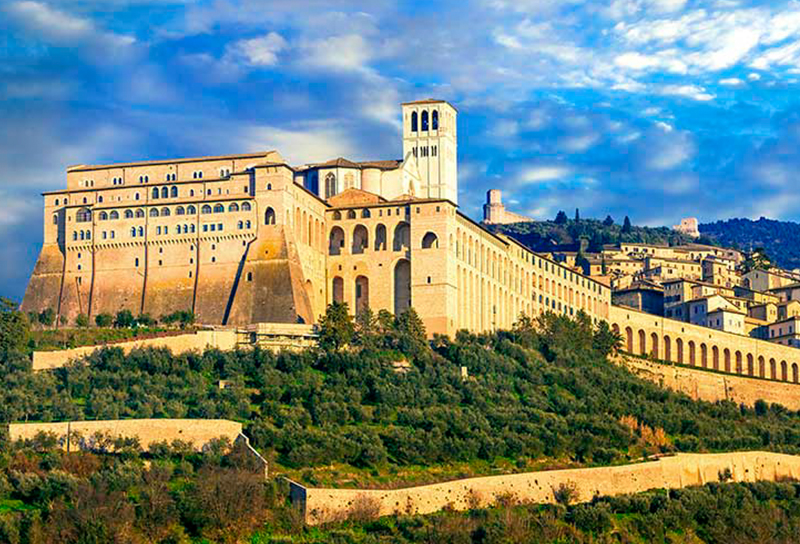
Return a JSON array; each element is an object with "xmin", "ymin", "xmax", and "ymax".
[
  {"xmin": 291, "ymin": 451, "xmax": 800, "ymax": 525},
  {"xmin": 8, "ymin": 419, "xmax": 242, "ymax": 451}
]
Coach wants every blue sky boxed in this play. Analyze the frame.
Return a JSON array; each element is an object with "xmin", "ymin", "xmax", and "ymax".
[{"xmin": 3, "ymin": 0, "xmax": 800, "ymax": 300}]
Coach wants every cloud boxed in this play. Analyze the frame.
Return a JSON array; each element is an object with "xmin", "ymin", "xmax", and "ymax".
[
  {"xmin": 659, "ymin": 84, "xmax": 714, "ymax": 101},
  {"xmin": 519, "ymin": 165, "xmax": 572, "ymax": 184},
  {"xmin": 224, "ymin": 32, "xmax": 286, "ymax": 67},
  {"xmin": 719, "ymin": 77, "xmax": 743, "ymax": 86},
  {"xmin": 300, "ymin": 34, "xmax": 374, "ymax": 72},
  {"xmin": 5, "ymin": 1, "xmax": 135, "ymax": 53},
  {"xmin": 239, "ymin": 122, "xmax": 359, "ymax": 164}
]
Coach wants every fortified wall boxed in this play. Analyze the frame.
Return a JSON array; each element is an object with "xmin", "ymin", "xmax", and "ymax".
[
  {"xmin": 619, "ymin": 355, "xmax": 800, "ymax": 410},
  {"xmin": 291, "ymin": 451, "xmax": 800, "ymax": 524},
  {"xmin": 8, "ymin": 419, "xmax": 242, "ymax": 451},
  {"xmin": 609, "ymin": 306, "xmax": 800, "ymax": 385}
]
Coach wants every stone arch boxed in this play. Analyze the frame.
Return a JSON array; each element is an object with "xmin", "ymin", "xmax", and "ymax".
[
  {"xmin": 735, "ymin": 351, "xmax": 742, "ymax": 374},
  {"xmin": 332, "ymin": 276, "xmax": 344, "ymax": 304},
  {"xmin": 638, "ymin": 329, "xmax": 646, "ymax": 356},
  {"xmin": 352, "ymin": 225, "xmax": 368, "ymax": 254},
  {"xmin": 700, "ymin": 343, "xmax": 708, "ymax": 368},
  {"xmin": 265, "ymin": 207, "xmax": 276, "ymax": 225},
  {"xmin": 421, "ymin": 231, "xmax": 439, "ymax": 249},
  {"xmin": 650, "ymin": 332, "xmax": 659, "ymax": 359},
  {"xmin": 688, "ymin": 341, "xmax": 696, "ymax": 366},
  {"xmin": 712, "ymin": 345, "xmax": 719, "ymax": 370},
  {"xmin": 746, "ymin": 353, "xmax": 754, "ymax": 376},
  {"xmin": 355, "ymin": 275, "xmax": 369, "ymax": 314},
  {"xmin": 770, "ymin": 358, "xmax": 777, "ymax": 380},
  {"xmin": 374, "ymin": 224, "xmax": 387, "ymax": 250},
  {"xmin": 793, "ymin": 363, "xmax": 799, "ymax": 384},
  {"xmin": 758, "ymin": 356, "xmax": 765, "ymax": 378},
  {"xmin": 664, "ymin": 335, "xmax": 672, "ymax": 362},
  {"xmin": 393, "ymin": 222, "xmax": 410, "ymax": 251},
  {"xmin": 394, "ymin": 259, "xmax": 411, "ymax": 315},
  {"xmin": 625, "ymin": 327, "xmax": 633, "ymax": 352},
  {"xmin": 781, "ymin": 360, "xmax": 788, "ymax": 381},
  {"xmin": 676, "ymin": 338, "xmax": 684, "ymax": 364},
  {"xmin": 723, "ymin": 348, "xmax": 731, "ymax": 373},
  {"xmin": 329, "ymin": 226, "xmax": 345, "ymax": 256}
]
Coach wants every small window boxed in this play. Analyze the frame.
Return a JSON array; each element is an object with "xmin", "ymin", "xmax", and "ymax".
[
  {"xmin": 171, "ymin": 186, "xmax": 178, "ymax": 198},
  {"xmin": 135, "ymin": 257, "xmax": 139, "ymax": 267},
  {"xmin": 241, "ymin": 202, "xmax": 251, "ymax": 211},
  {"xmin": 213, "ymin": 203, "xmax": 224, "ymax": 213},
  {"xmin": 176, "ymin": 206, "xmax": 185, "ymax": 215},
  {"xmin": 246, "ymin": 272, "xmax": 253, "ymax": 282},
  {"xmin": 201, "ymin": 205, "xmax": 212, "ymax": 214},
  {"xmin": 187, "ymin": 205, "xmax": 196, "ymax": 214},
  {"xmin": 229, "ymin": 203, "xmax": 240, "ymax": 212}
]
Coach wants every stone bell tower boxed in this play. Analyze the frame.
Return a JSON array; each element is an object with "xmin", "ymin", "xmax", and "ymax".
[{"xmin": 401, "ymin": 99, "xmax": 458, "ymax": 204}]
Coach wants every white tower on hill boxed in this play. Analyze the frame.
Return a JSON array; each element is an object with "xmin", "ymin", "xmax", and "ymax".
[{"xmin": 401, "ymin": 99, "xmax": 458, "ymax": 204}]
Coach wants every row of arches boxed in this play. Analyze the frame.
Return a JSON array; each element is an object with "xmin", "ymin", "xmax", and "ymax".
[
  {"xmin": 74, "ymin": 202, "xmax": 253, "ymax": 224},
  {"xmin": 615, "ymin": 324, "xmax": 800, "ymax": 384},
  {"xmin": 410, "ymin": 110, "xmax": 439, "ymax": 132},
  {"xmin": 331, "ymin": 259, "xmax": 410, "ymax": 316},
  {"xmin": 328, "ymin": 222, "xmax": 428, "ymax": 256}
]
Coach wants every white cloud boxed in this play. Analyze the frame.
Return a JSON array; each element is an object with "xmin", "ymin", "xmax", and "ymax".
[
  {"xmin": 225, "ymin": 32, "xmax": 286, "ymax": 67},
  {"xmin": 519, "ymin": 165, "xmax": 572, "ymax": 184},
  {"xmin": 301, "ymin": 34, "xmax": 373, "ymax": 72},
  {"xmin": 240, "ymin": 122, "xmax": 359, "ymax": 164},
  {"xmin": 659, "ymin": 84, "xmax": 714, "ymax": 101},
  {"xmin": 5, "ymin": 1, "xmax": 135, "ymax": 51},
  {"xmin": 719, "ymin": 77, "xmax": 743, "ymax": 86}
]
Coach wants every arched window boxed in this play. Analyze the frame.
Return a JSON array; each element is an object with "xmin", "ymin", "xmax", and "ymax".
[
  {"xmin": 110, "ymin": 211, "xmax": 119, "ymax": 220},
  {"xmin": 421, "ymin": 110, "xmax": 429, "ymax": 131},
  {"xmin": 374, "ymin": 224, "xmax": 387, "ymax": 250},
  {"xmin": 176, "ymin": 206, "xmax": 185, "ymax": 215},
  {"xmin": 161, "ymin": 207, "xmax": 171, "ymax": 216},
  {"xmin": 98, "ymin": 196, "xmax": 103, "ymax": 203},
  {"xmin": 241, "ymin": 202, "xmax": 251, "ymax": 211},
  {"xmin": 150, "ymin": 208, "xmax": 159, "ymax": 217},
  {"xmin": 329, "ymin": 227, "xmax": 345, "ymax": 255},
  {"xmin": 238, "ymin": 220, "xmax": 243, "ymax": 229},
  {"xmin": 130, "ymin": 227, "xmax": 136, "ymax": 237},
  {"xmin": 432, "ymin": 110, "xmax": 439, "ymax": 130},
  {"xmin": 362, "ymin": 209, "xmax": 371, "ymax": 218},
  {"xmin": 152, "ymin": 187, "xmax": 159, "ymax": 199},
  {"xmin": 325, "ymin": 173, "xmax": 336, "ymax": 198},
  {"xmin": 138, "ymin": 226, "xmax": 144, "ymax": 236},
  {"xmin": 190, "ymin": 224, "xmax": 196, "ymax": 233},
  {"xmin": 170, "ymin": 186, "xmax": 178, "ymax": 198},
  {"xmin": 411, "ymin": 111, "xmax": 418, "ymax": 132},
  {"xmin": 229, "ymin": 203, "xmax": 240, "ymax": 212},
  {"xmin": 73, "ymin": 231, "xmax": 78, "ymax": 241},
  {"xmin": 161, "ymin": 187, "xmax": 168, "ymax": 198},
  {"xmin": 135, "ymin": 209, "xmax": 144, "ymax": 218},
  {"xmin": 265, "ymin": 207, "xmax": 276, "ymax": 225},
  {"xmin": 267, "ymin": 183, "xmax": 272, "ymax": 190},
  {"xmin": 355, "ymin": 275, "xmax": 369, "ymax": 313},
  {"xmin": 125, "ymin": 210, "xmax": 134, "ymax": 219},
  {"xmin": 213, "ymin": 203, "xmax": 224, "ymax": 213},
  {"xmin": 246, "ymin": 220, "xmax": 251, "ymax": 229},
  {"xmin": 332, "ymin": 211, "xmax": 342, "ymax": 220},
  {"xmin": 332, "ymin": 276, "xmax": 344, "ymax": 303},
  {"xmin": 394, "ymin": 259, "xmax": 411, "ymax": 314},
  {"xmin": 201, "ymin": 205, "xmax": 212, "ymax": 214},
  {"xmin": 76, "ymin": 208, "xmax": 92, "ymax": 222},
  {"xmin": 52, "ymin": 214, "xmax": 58, "ymax": 225},
  {"xmin": 187, "ymin": 205, "xmax": 196, "ymax": 214},
  {"xmin": 352, "ymin": 225, "xmax": 368, "ymax": 254},
  {"xmin": 135, "ymin": 193, "xmax": 140, "ymax": 201},
  {"xmin": 393, "ymin": 222, "xmax": 410, "ymax": 251},
  {"xmin": 347, "ymin": 209, "xmax": 356, "ymax": 219},
  {"xmin": 422, "ymin": 231, "xmax": 439, "ymax": 249},
  {"xmin": 98, "ymin": 211, "xmax": 108, "ymax": 221}
]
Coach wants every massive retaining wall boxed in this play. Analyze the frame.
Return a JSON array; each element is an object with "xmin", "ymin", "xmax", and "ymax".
[
  {"xmin": 31, "ymin": 329, "xmax": 238, "ymax": 371},
  {"xmin": 609, "ymin": 306, "xmax": 800, "ymax": 385},
  {"xmin": 620, "ymin": 355, "xmax": 800, "ymax": 410},
  {"xmin": 292, "ymin": 451, "xmax": 800, "ymax": 525},
  {"xmin": 8, "ymin": 419, "xmax": 242, "ymax": 451}
]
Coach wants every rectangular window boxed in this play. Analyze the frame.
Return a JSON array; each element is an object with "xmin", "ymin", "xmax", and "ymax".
[
  {"xmin": 210, "ymin": 224, "xmax": 216, "ymax": 231},
  {"xmin": 203, "ymin": 225, "xmax": 208, "ymax": 232},
  {"xmin": 218, "ymin": 223, "xmax": 223, "ymax": 231}
]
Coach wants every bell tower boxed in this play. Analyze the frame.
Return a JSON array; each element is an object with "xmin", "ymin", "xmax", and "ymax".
[{"xmin": 401, "ymin": 99, "xmax": 458, "ymax": 204}]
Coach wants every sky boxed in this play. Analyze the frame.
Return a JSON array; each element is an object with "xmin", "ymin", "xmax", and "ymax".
[{"xmin": 3, "ymin": 0, "xmax": 800, "ymax": 300}]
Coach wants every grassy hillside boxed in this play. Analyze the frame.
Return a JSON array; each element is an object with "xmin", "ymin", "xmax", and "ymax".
[
  {"xmin": 701, "ymin": 217, "xmax": 800, "ymax": 271},
  {"xmin": 490, "ymin": 216, "xmax": 702, "ymax": 254},
  {"xmin": 3, "ymin": 304, "xmax": 800, "ymax": 541}
]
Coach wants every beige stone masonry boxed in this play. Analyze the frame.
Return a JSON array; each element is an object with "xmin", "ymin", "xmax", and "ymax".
[
  {"xmin": 293, "ymin": 451, "xmax": 800, "ymax": 525},
  {"xmin": 8, "ymin": 418, "xmax": 242, "ymax": 451}
]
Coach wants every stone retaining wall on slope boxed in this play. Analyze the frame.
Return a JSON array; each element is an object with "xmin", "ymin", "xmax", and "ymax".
[
  {"xmin": 8, "ymin": 419, "xmax": 242, "ymax": 451},
  {"xmin": 31, "ymin": 329, "xmax": 238, "ymax": 371},
  {"xmin": 292, "ymin": 451, "xmax": 800, "ymax": 525},
  {"xmin": 620, "ymin": 355, "xmax": 800, "ymax": 410}
]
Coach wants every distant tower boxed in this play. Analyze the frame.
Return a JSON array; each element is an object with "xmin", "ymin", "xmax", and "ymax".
[
  {"xmin": 484, "ymin": 189, "xmax": 505, "ymax": 224},
  {"xmin": 402, "ymin": 99, "xmax": 458, "ymax": 204}
]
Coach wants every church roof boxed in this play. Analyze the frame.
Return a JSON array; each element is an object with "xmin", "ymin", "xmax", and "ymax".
[
  {"xmin": 66, "ymin": 151, "xmax": 282, "ymax": 172},
  {"xmin": 295, "ymin": 158, "xmax": 402, "ymax": 172}
]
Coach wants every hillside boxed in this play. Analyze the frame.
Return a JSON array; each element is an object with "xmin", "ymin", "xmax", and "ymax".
[
  {"xmin": 490, "ymin": 216, "xmax": 703, "ymax": 254},
  {"xmin": 701, "ymin": 217, "xmax": 800, "ymax": 271},
  {"xmin": 4, "ymin": 302, "xmax": 800, "ymax": 540}
]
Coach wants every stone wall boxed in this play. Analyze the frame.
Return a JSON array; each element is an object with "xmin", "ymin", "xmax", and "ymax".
[
  {"xmin": 31, "ymin": 329, "xmax": 238, "ymax": 371},
  {"xmin": 8, "ymin": 419, "xmax": 242, "ymax": 451},
  {"xmin": 292, "ymin": 451, "xmax": 800, "ymax": 525},
  {"xmin": 619, "ymin": 355, "xmax": 800, "ymax": 410}
]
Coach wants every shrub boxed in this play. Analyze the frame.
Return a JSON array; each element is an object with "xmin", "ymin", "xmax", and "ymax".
[{"xmin": 94, "ymin": 313, "xmax": 113, "ymax": 328}]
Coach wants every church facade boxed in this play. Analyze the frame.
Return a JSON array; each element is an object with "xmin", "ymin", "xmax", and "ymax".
[{"xmin": 22, "ymin": 100, "xmax": 611, "ymax": 336}]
